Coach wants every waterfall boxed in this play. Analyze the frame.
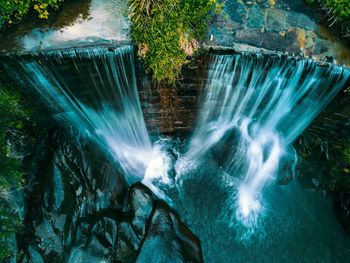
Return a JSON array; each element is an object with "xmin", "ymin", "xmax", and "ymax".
[
  {"xmin": 3, "ymin": 46, "xmax": 170, "ymax": 191},
  {"xmin": 3, "ymin": 46, "xmax": 350, "ymax": 237},
  {"xmin": 176, "ymin": 54, "xmax": 350, "ymax": 230}
]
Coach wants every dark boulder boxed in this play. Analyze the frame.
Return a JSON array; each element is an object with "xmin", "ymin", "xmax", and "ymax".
[
  {"xmin": 129, "ymin": 182, "xmax": 155, "ymax": 238},
  {"xmin": 136, "ymin": 201, "xmax": 203, "ymax": 263}
]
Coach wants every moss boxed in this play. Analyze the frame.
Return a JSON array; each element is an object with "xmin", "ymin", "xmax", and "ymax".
[
  {"xmin": 323, "ymin": 0, "xmax": 350, "ymax": 22},
  {"xmin": 343, "ymin": 140, "xmax": 350, "ymax": 163},
  {"xmin": 129, "ymin": 0, "xmax": 221, "ymax": 83},
  {"xmin": 0, "ymin": 0, "xmax": 65, "ymax": 29},
  {"xmin": 306, "ymin": 0, "xmax": 350, "ymax": 36},
  {"xmin": 0, "ymin": 77, "xmax": 31, "ymax": 261}
]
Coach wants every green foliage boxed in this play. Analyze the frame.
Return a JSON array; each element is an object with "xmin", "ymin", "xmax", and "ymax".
[
  {"xmin": 0, "ymin": 85, "xmax": 29, "ymax": 190},
  {"xmin": 0, "ymin": 81, "xmax": 29, "ymax": 261},
  {"xmin": 129, "ymin": 0, "xmax": 221, "ymax": 83},
  {"xmin": 0, "ymin": 0, "xmax": 65, "ymax": 28},
  {"xmin": 306, "ymin": 0, "xmax": 350, "ymax": 35},
  {"xmin": 323, "ymin": 0, "xmax": 350, "ymax": 23},
  {"xmin": 343, "ymin": 140, "xmax": 350, "ymax": 163}
]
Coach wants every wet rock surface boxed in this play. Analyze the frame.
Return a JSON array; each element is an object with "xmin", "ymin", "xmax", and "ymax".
[
  {"xmin": 6, "ymin": 126, "xmax": 202, "ymax": 262},
  {"xmin": 136, "ymin": 201, "xmax": 202, "ymax": 263},
  {"xmin": 208, "ymin": 0, "xmax": 350, "ymax": 66}
]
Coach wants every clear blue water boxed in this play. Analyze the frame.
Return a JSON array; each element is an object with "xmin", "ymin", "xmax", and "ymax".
[{"xmin": 169, "ymin": 157, "xmax": 350, "ymax": 262}]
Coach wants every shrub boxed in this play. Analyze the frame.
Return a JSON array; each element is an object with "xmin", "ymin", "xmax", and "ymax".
[
  {"xmin": 0, "ymin": 0, "xmax": 65, "ymax": 28},
  {"xmin": 343, "ymin": 140, "xmax": 350, "ymax": 163},
  {"xmin": 129, "ymin": 0, "xmax": 221, "ymax": 83}
]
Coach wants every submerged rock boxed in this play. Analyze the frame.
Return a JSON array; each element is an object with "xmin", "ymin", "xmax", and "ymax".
[
  {"xmin": 136, "ymin": 201, "xmax": 203, "ymax": 263},
  {"xmin": 129, "ymin": 182, "xmax": 155, "ymax": 237}
]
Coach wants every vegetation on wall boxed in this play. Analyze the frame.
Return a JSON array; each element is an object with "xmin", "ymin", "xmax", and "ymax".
[
  {"xmin": 0, "ymin": 78, "xmax": 30, "ymax": 260},
  {"xmin": 306, "ymin": 0, "xmax": 350, "ymax": 36},
  {"xmin": 129, "ymin": 0, "xmax": 221, "ymax": 83},
  {"xmin": 0, "ymin": 0, "xmax": 65, "ymax": 29},
  {"xmin": 297, "ymin": 135, "xmax": 350, "ymax": 193}
]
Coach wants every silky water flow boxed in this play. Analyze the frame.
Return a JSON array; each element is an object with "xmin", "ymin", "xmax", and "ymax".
[{"xmin": 4, "ymin": 48, "xmax": 350, "ymax": 245}]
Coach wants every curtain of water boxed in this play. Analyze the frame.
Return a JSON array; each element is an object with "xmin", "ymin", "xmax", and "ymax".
[
  {"xmin": 3, "ymin": 48, "xmax": 349, "ymax": 231},
  {"xmin": 4, "ymin": 46, "xmax": 170, "ymax": 186},
  {"xmin": 177, "ymin": 54, "xmax": 350, "ymax": 229}
]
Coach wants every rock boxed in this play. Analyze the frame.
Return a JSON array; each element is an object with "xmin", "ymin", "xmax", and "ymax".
[
  {"xmin": 286, "ymin": 11, "xmax": 316, "ymax": 31},
  {"xmin": 129, "ymin": 182, "xmax": 155, "ymax": 237},
  {"xmin": 52, "ymin": 164, "xmax": 65, "ymax": 211},
  {"xmin": 90, "ymin": 217, "xmax": 118, "ymax": 249},
  {"xmin": 118, "ymin": 222, "xmax": 141, "ymax": 251},
  {"xmin": 235, "ymin": 28, "xmax": 288, "ymax": 52},
  {"xmin": 11, "ymin": 121, "xmax": 202, "ymax": 263},
  {"xmin": 6, "ymin": 129, "xmax": 35, "ymax": 159},
  {"xmin": 28, "ymin": 246, "xmax": 45, "ymax": 263},
  {"xmin": 266, "ymin": 8, "xmax": 288, "ymax": 32},
  {"xmin": 285, "ymin": 29, "xmax": 303, "ymax": 54},
  {"xmin": 247, "ymin": 6, "xmax": 265, "ymax": 29},
  {"xmin": 136, "ymin": 201, "xmax": 203, "ymax": 263},
  {"xmin": 225, "ymin": 0, "xmax": 247, "ymax": 24},
  {"xmin": 67, "ymin": 245, "xmax": 107, "ymax": 263},
  {"xmin": 115, "ymin": 239, "xmax": 137, "ymax": 263},
  {"xmin": 313, "ymin": 38, "xmax": 333, "ymax": 55},
  {"xmin": 53, "ymin": 214, "xmax": 67, "ymax": 232},
  {"xmin": 35, "ymin": 218, "xmax": 63, "ymax": 255},
  {"xmin": 295, "ymin": 28, "xmax": 306, "ymax": 49},
  {"xmin": 305, "ymin": 36, "xmax": 314, "ymax": 50}
]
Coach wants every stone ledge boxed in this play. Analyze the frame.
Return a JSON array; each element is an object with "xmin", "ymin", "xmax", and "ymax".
[{"xmin": 204, "ymin": 43, "xmax": 350, "ymax": 70}]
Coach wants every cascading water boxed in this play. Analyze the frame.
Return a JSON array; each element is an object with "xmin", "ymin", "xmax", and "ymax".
[
  {"xmin": 3, "ymin": 46, "xmax": 171, "ymax": 195},
  {"xmin": 176, "ymin": 54, "xmax": 350, "ymax": 235},
  {"xmin": 3, "ymin": 46, "xmax": 350, "ymax": 243}
]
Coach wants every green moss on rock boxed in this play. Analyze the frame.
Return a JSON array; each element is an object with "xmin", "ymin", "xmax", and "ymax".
[{"xmin": 0, "ymin": 77, "xmax": 31, "ymax": 261}]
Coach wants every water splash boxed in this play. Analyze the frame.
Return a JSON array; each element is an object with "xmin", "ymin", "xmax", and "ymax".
[{"xmin": 178, "ymin": 54, "xmax": 349, "ymax": 236}]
